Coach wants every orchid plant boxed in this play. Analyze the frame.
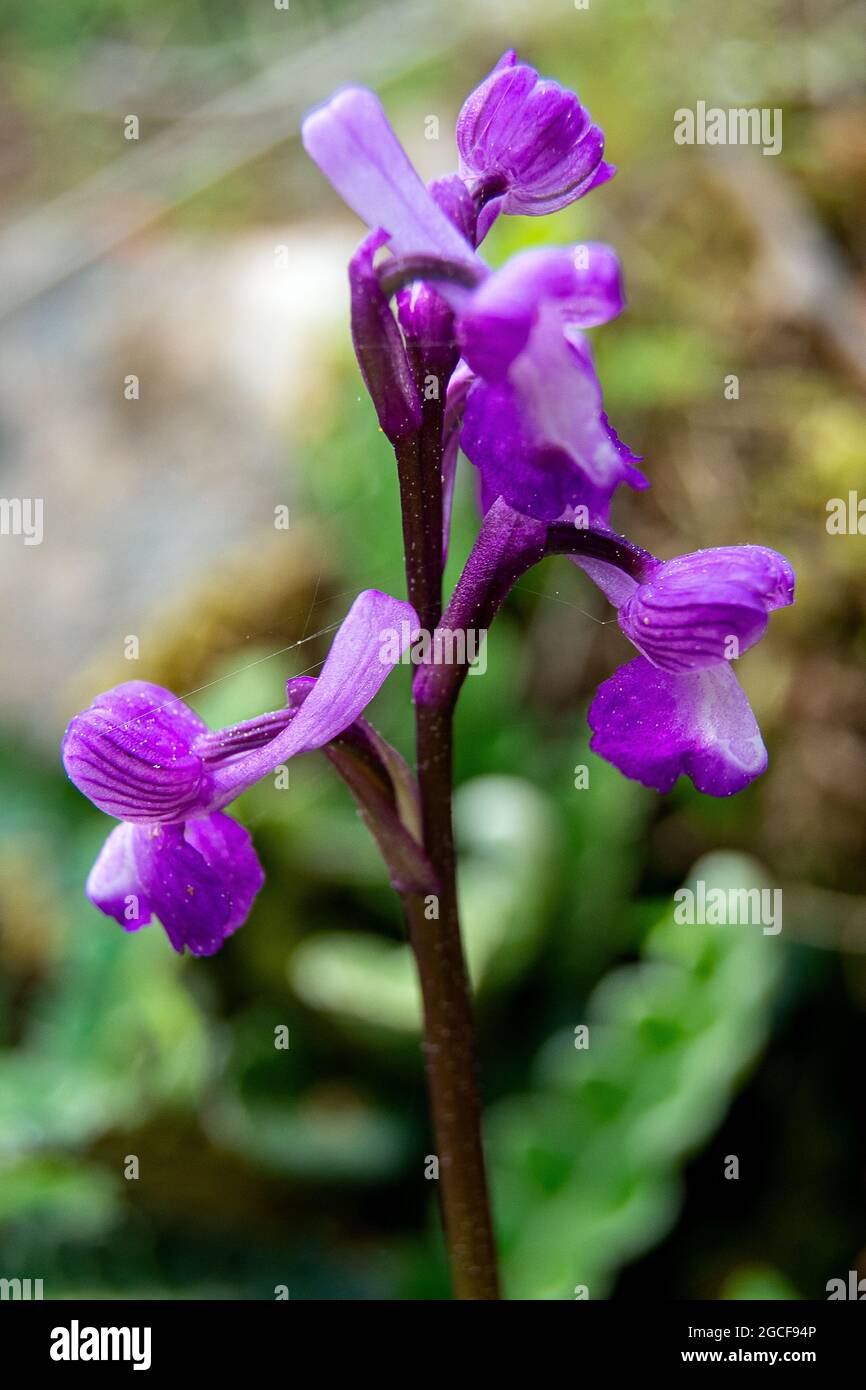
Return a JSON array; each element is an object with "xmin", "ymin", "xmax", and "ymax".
[{"xmin": 62, "ymin": 52, "xmax": 794, "ymax": 1300}]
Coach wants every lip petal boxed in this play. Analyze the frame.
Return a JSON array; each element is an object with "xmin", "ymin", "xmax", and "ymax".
[
  {"xmin": 461, "ymin": 313, "xmax": 642, "ymax": 522},
  {"xmin": 86, "ymin": 822, "xmax": 152, "ymax": 931},
  {"xmin": 588, "ymin": 657, "xmax": 768, "ymax": 796},
  {"xmin": 130, "ymin": 813, "xmax": 264, "ymax": 956}
]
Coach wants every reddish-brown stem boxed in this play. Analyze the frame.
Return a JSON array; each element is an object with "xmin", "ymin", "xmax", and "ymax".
[
  {"xmin": 404, "ymin": 703, "xmax": 500, "ymax": 1299},
  {"xmin": 395, "ymin": 365, "xmax": 501, "ymax": 1299}
]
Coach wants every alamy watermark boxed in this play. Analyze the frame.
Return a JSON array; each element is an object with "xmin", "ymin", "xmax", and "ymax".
[
  {"xmin": 50, "ymin": 1321, "xmax": 151, "ymax": 1371},
  {"xmin": 826, "ymin": 492, "xmax": 866, "ymax": 535},
  {"xmin": 379, "ymin": 624, "xmax": 487, "ymax": 675},
  {"xmin": 827, "ymin": 1270, "xmax": 866, "ymax": 1299},
  {"xmin": 0, "ymin": 497, "xmax": 43, "ymax": 545},
  {"xmin": 674, "ymin": 881, "xmax": 782, "ymax": 936},
  {"xmin": 0, "ymin": 1276, "xmax": 43, "ymax": 1299},
  {"xmin": 674, "ymin": 101, "xmax": 782, "ymax": 156}
]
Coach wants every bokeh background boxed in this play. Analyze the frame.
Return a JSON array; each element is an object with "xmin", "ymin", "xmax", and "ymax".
[{"xmin": 1, "ymin": 0, "xmax": 865, "ymax": 1300}]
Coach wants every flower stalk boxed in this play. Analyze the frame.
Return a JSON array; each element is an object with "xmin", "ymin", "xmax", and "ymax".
[
  {"xmin": 403, "ymin": 712, "xmax": 500, "ymax": 1300},
  {"xmin": 396, "ymin": 323, "xmax": 500, "ymax": 1297}
]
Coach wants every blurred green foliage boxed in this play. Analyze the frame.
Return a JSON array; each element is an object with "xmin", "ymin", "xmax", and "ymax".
[{"xmin": 492, "ymin": 854, "xmax": 782, "ymax": 1298}]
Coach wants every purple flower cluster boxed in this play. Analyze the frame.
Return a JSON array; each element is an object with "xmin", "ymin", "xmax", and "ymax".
[
  {"xmin": 302, "ymin": 53, "xmax": 793, "ymax": 782},
  {"xmin": 303, "ymin": 58, "xmax": 643, "ymax": 525},
  {"xmin": 63, "ymin": 52, "xmax": 794, "ymax": 957}
]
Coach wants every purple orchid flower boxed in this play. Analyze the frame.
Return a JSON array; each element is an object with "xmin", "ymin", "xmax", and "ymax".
[
  {"xmin": 62, "ymin": 590, "xmax": 419, "ymax": 955},
  {"xmin": 586, "ymin": 545, "xmax": 796, "ymax": 795},
  {"xmin": 411, "ymin": 499, "xmax": 795, "ymax": 800},
  {"xmin": 456, "ymin": 50, "xmax": 615, "ymax": 241},
  {"xmin": 301, "ymin": 63, "xmax": 638, "ymax": 530}
]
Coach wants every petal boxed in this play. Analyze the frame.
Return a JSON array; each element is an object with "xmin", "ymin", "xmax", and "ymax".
[
  {"xmin": 459, "ymin": 245, "xmax": 625, "ymax": 382},
  {"xmin": 456, "ymin": 56, "xmax": 611, "ymax": 218},
  {"xmin": 209, "ymin": 589, "xmax": 419, "ymax": 805},
  {"xmin": 428, "ymin": 173, "xmax": 478, "ymax": 245},
  {"xmin": 459, "ymin": 250, "xmax": 578, "ymax": 381},
  {"xmin": 131, "ymin": 815, "xmax": 262, "ymax": 956},
  {"xmin": 302, "ymin": 87, "xmax": 479, "ymax": 272},
  {"xmin": 461, "ymin": 314, "xmax": 643, "ymax": 521},
  {"xmin": 62, "ymin": 681, "xmax": 210, "ymax": 824},
  {"xmin": 509, "ymin": 324, "xmax": 643, "ymax": 493},
  {"xmin": 656, "ymin": 545, "xmax": 796, "ymax": 612},
  {"xmin": 560, "ymin": 244, "xmax": 626, "ymax": 329},
  {"xmin": 462, "ymin": 374, "xmax": 585, "ymax": 520},
  {"xmin": 183, "ymin": 813, "xmax": 264, "ymax": 936},
  {"xmin": 86, "ymin": 823, "xmax": 152, "ymax": 931},
  {"xmin": 350, "ymin": 229, "xmax": 422, "ymax": 442},
  {"xmin": 588, "ymin": 657, "xmax": 768, "ymax": 796},
  {"xmin": 457, "ymin": 62, "xmax": 539, "ymax": 179},
  {"xmin": 618, "ymin": 546, "xmax": 796, "ymax": 672},
  {"xmin": 498, "ymin": 315, "xmax": 617, "ymax": 488}
]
